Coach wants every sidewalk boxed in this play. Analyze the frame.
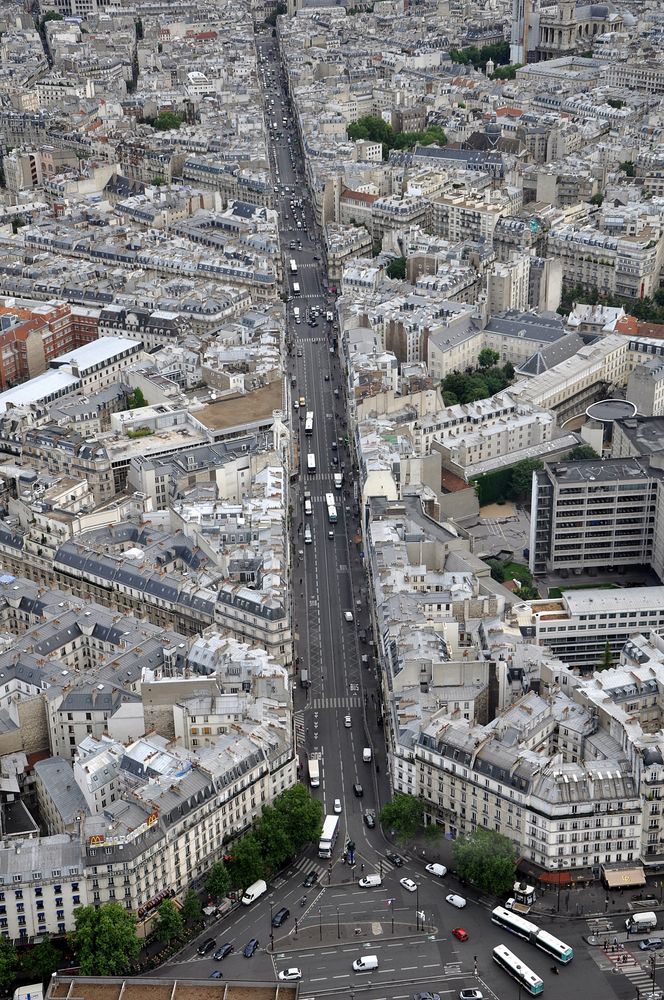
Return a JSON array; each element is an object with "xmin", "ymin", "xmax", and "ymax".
[{"xmin": 387, "ymin": 829, "xmax": 664, "ymax": 923}]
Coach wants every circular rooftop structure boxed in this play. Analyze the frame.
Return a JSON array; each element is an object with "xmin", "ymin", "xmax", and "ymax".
[{"xmin": 585, "ymin": 398, "xmax": 637, "ymax": 423}]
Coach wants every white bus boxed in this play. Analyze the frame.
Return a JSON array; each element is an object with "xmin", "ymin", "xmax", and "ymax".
[
  {"xmin": 492, "ymin": 944, "xmax": 544, "ymax": 996},
  {"xmin": 289, "ymin": 258, "xmax": 298, "ymax": 274},
  {"xmin": 325, "ymin": 492, "xmax": 337, "ymax": 523},
  {"xmin": 491, "ymin": 906, "xmax": 573, "ymax": 963},
  {"xmin": 318, "ymin": 815, "xmax": 340, "ymax": 858},
  {"xmin": 307, "ymin": 453, "xmax": 316, "ymax": 473},
  {"xmin": 305, "ymin": 411, "xmax": 314, "ymax": 435}
]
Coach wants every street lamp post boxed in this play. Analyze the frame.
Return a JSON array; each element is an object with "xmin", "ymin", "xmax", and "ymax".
[
  {"xmin": 270, "ymin": 902, "xmax": 274, "ymax": 950},
  {"xmin": 337, "ymin": 906, "xmax": 340, "ymax": 939}
]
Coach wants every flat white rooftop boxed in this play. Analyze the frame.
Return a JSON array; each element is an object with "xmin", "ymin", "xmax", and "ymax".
[
  {"xmin": 0, "ymin": 368, "xmax": 80, "ymax": 413},
  {"xmin": 563, "ymin": 586, "xmax": 664, "ymax": 616},
  {"xmin": 51, "ymin": 336, "xmax": 139, "ymax": 372}
]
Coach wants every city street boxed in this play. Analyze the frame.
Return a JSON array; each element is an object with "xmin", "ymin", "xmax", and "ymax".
[{"xmin": 156, "ymin": 28, "xmax": 664, "ymax": 1000}]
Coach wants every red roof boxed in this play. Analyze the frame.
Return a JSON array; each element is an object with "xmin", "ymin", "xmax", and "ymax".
[
  {"xmin": 340, "ymin": 188, "xmax": 377, "ymax": 205},
  {"xmin": 614, "ymin": 315, "xmax": 639, "ymax": 335},
  {"xmin": 495, "ymin": 106, "xmax": 523, "ymax": 118}
]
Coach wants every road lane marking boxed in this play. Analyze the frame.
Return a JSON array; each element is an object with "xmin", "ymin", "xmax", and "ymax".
[{"xmin": 423, "ymin": 962, "xmax": 441, "ymax": 968}]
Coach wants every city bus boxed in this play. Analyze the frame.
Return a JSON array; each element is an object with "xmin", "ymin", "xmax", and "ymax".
[
  {"xmin": 491, "ymin": 906, "xmax": 573, "ymax": 963},
  {"xmin": 289, "ymin": 258, "xmax": 297, "ymax": 274},
  {"xmin": 305, "ymin": 411, "xmax": 314, "ymax": 435},
  {"xmin": 308, "ymin": 756, "xmax": 320, "ymax": 788},
  {"xmin": 307, "ymin": 453, "xmax": 316, "ymax": 473},
  {"xmin": 325, "ymin": 492, "xmax": 337, "ymax": 523},
  {"xmin": 293, "ymin": 282, "xmax": 300, "ymax": 295},
  {"xmin": 492, "ymin": 944, "xmax": 544, "ymax": 996},
  {"xmin": 318, "ymin": 814, "xmax": 340, "ymax": 858}
]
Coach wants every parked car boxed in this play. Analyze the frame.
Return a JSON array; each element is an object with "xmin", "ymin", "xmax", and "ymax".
[
  {"xmin": 197, "ymin": 938, "xmax": 215, "ymax": 956},
  {"xmin": 452, "ymin": 928, "xmax": 469, "ymax": 942},
  {"xmin": 459, "ymin": 992, "xmax": 483, "ymax": 1000},
  {"xmin": 414, "ymin": 993, "xmax": 441, "ymax": 1000},
  {"xmin": 243, "ymin": 938, "xmax": 260, "ymax": 957},
  {"xmin": 209, "ymin": 971, "xmax": 223, "ymax": 980}
]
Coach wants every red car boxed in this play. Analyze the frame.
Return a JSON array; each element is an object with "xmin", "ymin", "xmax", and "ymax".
[{"xmin": 452, "ymin": 927, "xmax": 469, "ymax": 941}]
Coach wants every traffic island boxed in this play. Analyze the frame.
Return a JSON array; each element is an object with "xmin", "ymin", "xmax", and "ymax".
[{"xmin": 268, "ymin": 918, "xmax": 436, "ymax": 954}]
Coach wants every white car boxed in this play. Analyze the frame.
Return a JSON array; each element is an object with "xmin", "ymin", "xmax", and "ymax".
[
  {"xmin": 400, "ymin": 877, "xmax": 418, "ymax": 893},
  {"xmin": 278, "ymin": 968, "xmax": 302, "ymax": 981},
  {"xmin": 344, "ymin": 715, "xmax": 352, "ymax": 728},
  {"xmin": 344, "ymin": 611, "xmax": 354, "ymax": 622},
  {"xmin": 333, "ymin": 798, "xmax": 342, "ymax": 814},
  {"xmin": 446, "ymin": 893, "xmax": 467, "ymax": 909}
]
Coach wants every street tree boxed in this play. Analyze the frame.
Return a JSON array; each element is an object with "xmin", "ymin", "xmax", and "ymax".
[
  {"xmin": 229, "ymin": 833, "xmax": 264, "ymax": 889},
  {"xmin": 452, "ymin": 828, "xmax": 516, "ymax": 896},
  {"xmin": 22, "ymin": 938, "xmax": 61, "ymax": 985},
  {"xmin": 128, "ymin": 387, "xmax": 147, "ymax": 408},
  {"xmin": 272, "ymin": 784, "xmax": 323, "ymax": 852},
  {"xmin": 181, "ymin": 889, "xmax": 203, "ymax": 925},
  {"xmin": 152, "ymin": 111, "xmax": 182, "ymax": 131},
  {"xmin": 380, "ymin": 794, "xmax": 424, "ymax": 841},
  {"xmin": 71, "ymin": 903, "xmax": 140, "ymax": 976},
  {"xmin": 509, "ymin": 459, "xmax": 543, "ymax": 500},
  {"xmin": 153, "ymin": 899, "xmax": 183, "ymax": 943},
  {"xmin": 206, "ymin": 861, "xmax": 231, "ymax": 902},
  {"xmin": 0, "ymin": 938, "xmax": 17, "ymax": 991},
  {"xmin": 255, "ymin": 805, "xmax": 294, "ymax": 871},
  {"xmin": 600, "ymin": 641, "xmax": 613, "ymax": 671},
  {"xmin": 478, "ymin": 348, "xmax": 500, "ymax": 369}
]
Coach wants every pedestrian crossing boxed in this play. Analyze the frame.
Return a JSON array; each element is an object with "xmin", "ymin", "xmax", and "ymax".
[
  {"xmin": 607, "ymin": 950, "xmax": 661, "ymax": 995},
  {"xmin": 587, "ymin": 917, "xmax": 616, "ymax": 934},
  {"xmin": 309, "ymin": 696, "xmax": 362, "ymax": 709},
  {"xmin": 294, "ymin": 710, "xmax": 305, "ymax": 749}
]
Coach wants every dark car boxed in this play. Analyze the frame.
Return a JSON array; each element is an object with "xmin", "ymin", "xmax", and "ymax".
[
  {"xmin": 214, "ymin": 943, "xmax": 233, "ymax": 960},
  {"xmin": 353, "ymin": 783, "xmax": 364, "ymax": 797},
  {"xmin": 386, "ymin": 852, "xmax": 404, "ymax": 867},
  {"xmin": 303, "ymin": 871, "xmax": 318, "ymax": 887},
  {"xmin": 272, "ymin": 906, "xmax": 290, "ymax": 927},
  {"xmin": 210, "ymin": 971, "xmax": 223, "ymax": 980},
  {"xmin": 243, "ymin": 938, "xmax": 260, "ymax": 958},
  {"xmin": 197, "ymin": 938, "xmax": 216, "ymax": 956},
  {"xmin": 364, "ymin": 809, "xmax": 376, "ymax": 828}
]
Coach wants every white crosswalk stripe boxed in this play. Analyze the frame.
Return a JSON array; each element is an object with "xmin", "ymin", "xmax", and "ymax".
[
  {"xmin": 294, "ymin": 711, "xmax": 305, "ymax": 750},
  {"xmin": 587, "ymin": 917, "xmax": 616, "ymax": 933},
  {"xmin": 309, "ymin": 696, "xmax": 362, "ymax": 709}
]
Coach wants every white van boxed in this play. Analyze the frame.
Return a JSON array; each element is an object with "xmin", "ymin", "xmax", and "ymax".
[
  {"xmin": 304, "ymin": 498, "xmax": 312, "ymax": 516},
  {"xmin": 425, "ymin": 863, "xmax": 447, "ymax": 878},
  {"xmin": 359, "ymin": 874, "xmax": 382, "ymax": 888},
  {"xmin": 353, "ymin": 954, "xmax": 378, "ymax": 971},
  {"xmin": 363, "ymin": 747, "xmax": 372, "ymax": 763},
  {"xmin": 304, "ymin": 525, "xmax": 312, "ymax": 544},
  {"xmin": 293, "ymin": 306, "xmax": 300, "ymax": 319},
  {"xmin": 626, "ymin": 912, "xmax": 657, "ymax": 932},
  {"xmin": 241, "ymin": 879, "xmax": 267, "ymax": 905}
]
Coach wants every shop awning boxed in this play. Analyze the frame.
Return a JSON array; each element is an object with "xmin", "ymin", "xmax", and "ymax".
[{"xmin": 602, "ymin": 866, "xmax": 646, "ymax": 889}]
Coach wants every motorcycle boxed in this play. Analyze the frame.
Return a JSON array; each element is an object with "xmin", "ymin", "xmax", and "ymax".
[{"xmin": 300, "ymin": 896, "xmax": 307, "ymax": 907}]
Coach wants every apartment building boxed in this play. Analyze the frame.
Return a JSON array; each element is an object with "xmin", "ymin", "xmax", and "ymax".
[
  {"xmin": 547, "ymin": 224, "xmax": 664, "ymax": 301},
  {"xmin": 392, "ymin": 692, "xmax": 642, "ymax": 878},
  {"xmin": 529, "ymin": 458, "xmax": 661, "ymax": 577},
  {"xmin": 626, "ymin": 360, "xmax": 664, "ymax": 417}
]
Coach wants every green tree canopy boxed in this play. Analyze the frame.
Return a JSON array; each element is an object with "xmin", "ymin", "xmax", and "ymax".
[
  {"xmin": 449, "ymin": 40, "xmax": 510, "ymax": 68},
  {"xmin": 567, "ymin": 444, "xmax": 600, "ymax": 461},
  {"xmin": 153, "ymin": 899, "xmax": 183, "ymax": 943},
  {"xmin": 620, "ymin": 160, "xmax": 635, "ymax": 176},
  {"xmin": 0, "ymin": 938, "xmax": 17, "ymax": 991},
  {"xmin": 70, "ymin": 903, "xmax": 140, "ymax": 976},
  {"xmin": 590, "ymin": 192, "xmax": 604, "ymax": 206},
  {"xmin": 452, "ymin": 828, "xmax": 516, "ymax": 895},
  {"xmin": 380, "ymin": 794, "xmax": 424, "ymax": 841},
  {"xmin": 441, "ymin": 360, "xmax": 513, "ymax": 405},
  {"xmin": 386, "ymin": 256, "xmax": 406, "ymax": 280},
  {"xmin": 600, "ymin": 640, "xmax": 613, "ymax": 670},
  {"xmin": 128, "ymin": 386, "xmax": 148, "ymax": 408},
  {"xmin": 206, "ymin": 861, "xmax": 231, "ymax": 902},
  {"xmin": 22, "ymin": 938, "xmax": 61, "ymax": 985},
  {"xmin": 491, "ymin": 63, "xmax": 521, "ymax": 80},
  {"xmin": 181, "ymin": 888, "xmax": 203, "ymax": 925},
  {"xmin": 478, "ymin": 348, "xmax": 500, "ymax": 369},
  {"xmin": 255, "ymin": 805, "xmax": 294, "ymax": 871},
  {"xmin": 229, "ymin": 833, "xmax": 264, "ymax": 889},
  {"xmin": 271, "ymin": 783, "xmax": 323, "ymax": 853},
  {"xmin": 347, "ymin": 114, "xmax": 393, "ymax": 145},
  {"xmin": 152, "ymin": 111, "xmax": 182, "ymax": 131},
  {"xmin": 510, "ymin": 459, "xmax": 543, "ymax": 500}
]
